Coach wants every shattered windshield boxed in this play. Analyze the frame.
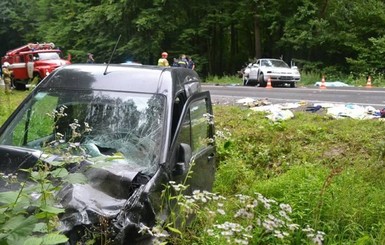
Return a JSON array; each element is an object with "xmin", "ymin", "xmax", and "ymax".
[
  {"xmin": 262, "ymin": 59, "xmax": 289, "ymax": 68},
  {"xmin": 0, "ymin": 90, "xmax": 165, "ymax": 174}
]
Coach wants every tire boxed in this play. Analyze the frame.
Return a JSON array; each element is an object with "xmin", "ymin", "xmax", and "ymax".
[
  {"xmin": 290, "ymin": 82, "xmax": 296, "ymax": 88},
  {"xmin": 14, "ymin": 81, "xmax": 27, "ymax": 90},
  {"xmin": 258, "ymin": 73, "xmax": 266, "ymax": 87},
  {"xmin": 243, "ymin": 76, "xmax": 256, "ymax": 86},
  {"xmin": 247, "ymin": 79, "xmax": 257, "ymax": 86}
]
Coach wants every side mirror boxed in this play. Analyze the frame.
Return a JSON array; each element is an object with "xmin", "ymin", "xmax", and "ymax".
[
  {"xmin": 173, "ymin": 143, "xmax": 192, "ymax": 176},
  {"xmin": 291, "ymin": 66, "xmax": 298, "ymax": 70}
]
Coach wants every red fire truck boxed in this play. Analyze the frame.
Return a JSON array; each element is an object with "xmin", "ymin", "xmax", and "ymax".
[{"xmin": 1, "ymin": 42, "xmax": 71, "ymax": 90}]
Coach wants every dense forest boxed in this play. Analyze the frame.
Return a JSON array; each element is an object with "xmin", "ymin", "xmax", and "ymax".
[{"xmin": 1, "ymin": 0, "xmax": 385, "ymax": 78}]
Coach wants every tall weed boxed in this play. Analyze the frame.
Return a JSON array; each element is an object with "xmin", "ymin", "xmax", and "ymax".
[{"xmin": 0, "ymin": 106, "xmax": 92, "ymax": 244}]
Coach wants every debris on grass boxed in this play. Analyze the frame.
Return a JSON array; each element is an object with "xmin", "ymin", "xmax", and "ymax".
[
  {"xmin": 235, "ymin": 97, "xmax": 384, "ymax": 121},
  {"xmin": 314, "ymin": 81, "xmax": 353, "ymax": 87}
]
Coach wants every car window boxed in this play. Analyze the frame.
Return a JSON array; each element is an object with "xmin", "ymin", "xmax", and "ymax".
[
  {"xmin": 171, "ymin": 93, "xmax": 187, "ymax": 137},
  {"xmin": 171, "ymin": 93, "xmax": 215, "ymax": 192},
  {"xmin": 1, "ymin": 94, "xmax": 58, "ymax": 146},
  {"xmin": 190, "ymin": 99, "xmax": 212, "ymax": 153},
  {"xmin": 0, "ymin": 90, "xmax": 166, "ymax": 174},
  {"xmin": 38, "ymin": 52, "xmax": 61, "ymax": 60},
  {"xmin": 270, "ymin": 60, "xmax": 289, "ymax": 68},
  {"xmin": 175, "ymin": 108, "xmax": 191, "ymax": 147},
  {"xmin": 173, "ymin": 96, "xmax": 213, "ymax": 154}
]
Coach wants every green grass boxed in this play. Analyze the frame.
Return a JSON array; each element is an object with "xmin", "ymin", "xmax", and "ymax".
[
  {"xmin": 204, "ymin": 74, "xmax": 242, "ymax": 85},
  {"xmin": 0, "ymin": 89, "xmax": 30, "ymax": 126},
  {"xmin": 210, "ymin": 105, "xmax": 385, "ymax": 244}
]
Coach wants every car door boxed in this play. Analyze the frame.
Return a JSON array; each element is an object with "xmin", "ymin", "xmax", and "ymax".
[
  {"xmin": 169, "ymin": 91, "xmax": 216, "ymax": 192},
  {"xmin": 248, "ymin": 62, "xmax": 259, "ymax": 81}
]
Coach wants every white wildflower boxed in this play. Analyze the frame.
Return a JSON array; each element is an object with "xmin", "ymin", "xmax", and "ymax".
[
  {"xmin": 274, "ymin": 230, "xmax": 285, "ymax": 239},
  {"xmin": 303, "ymin": 225, "xmax": 315, "ymax": 233},
  {"xmin": 312, "ymin": 231, "xmax": 326, "ymax": 245},
  {"xmin": 206, "ymin": 229, "xmax": 215, "ymax": 236},
  {"xmin": 279, "ymin": 203, "xmax": 292, "ymax": 213},
  {"xmin": 234, "ymin": 208, "xmax": 253, "ymax": 219},
  {"xmin": 278, "ymin": 210, "xmax": 291, "ymax": 221},
  {"xmin": 288, "ymin": 223, "xmax": 300, "ymax": 231},
  {"xmin": 234, "ymin": 238, "xmax": 249, "ymax": 244}
]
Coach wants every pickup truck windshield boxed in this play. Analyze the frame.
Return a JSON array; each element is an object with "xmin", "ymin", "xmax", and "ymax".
[
  {"xmin": 37, "ymin": 52, "xmax": 61, "ymax": 60},
  {"xmin": 0, "ymin": 90, "xmax": 165, "ymax": 174}
]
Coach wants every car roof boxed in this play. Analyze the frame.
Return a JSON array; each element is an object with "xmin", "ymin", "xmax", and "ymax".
[{"xmin": 38, "ymin": 64, "xmax": 201, "ymax": 96}]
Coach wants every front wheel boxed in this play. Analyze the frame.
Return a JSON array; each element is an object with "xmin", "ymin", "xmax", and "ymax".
[
  {"xmin": 290, "ymin": 82, "xmax": 296, "ymax": 88},
  {"xmin": 14, "ymin": 80, "xmax": 27, "ymax": 90},
  {"xmin": 258, "ymin": 73, "xmax": 266, "ymax": 87}
]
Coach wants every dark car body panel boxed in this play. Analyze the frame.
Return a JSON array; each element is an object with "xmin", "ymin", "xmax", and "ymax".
[{"xmin": 0, "ymin": 64, "xmax": 216, "ymax": 244}]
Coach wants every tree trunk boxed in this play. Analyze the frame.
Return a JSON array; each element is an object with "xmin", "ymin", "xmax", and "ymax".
[
  {"xmin": 254, "ymin": 14, "xmax": 262, "ymax": 59},
  {"xmin": 230, "ymin": 24, "xmax": 236, "ymax": 73}
]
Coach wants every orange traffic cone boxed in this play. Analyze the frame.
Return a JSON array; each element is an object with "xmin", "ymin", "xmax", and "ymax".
[
  {"xmin": 266, "ymin": 76, "xmax": 272, "ymax": 89},
  {"xmin": 320, "ymin": 76, "xmax": 326, "ymax": 89},
  {"xmin": 366, "ymin": 76, "xmax": 372, "ymax": 88}
]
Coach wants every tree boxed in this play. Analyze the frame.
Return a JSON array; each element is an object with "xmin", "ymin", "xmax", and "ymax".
[{"xmin": 2, "ymin": 0, "xmax": 385, "ymax": 77}]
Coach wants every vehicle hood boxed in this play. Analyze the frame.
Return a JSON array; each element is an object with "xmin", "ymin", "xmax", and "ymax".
[
  {"xmin": 261, "ymin": 67, "xmax": 299, "ymax": 74},
  {"xmin": 0, "ymin": 145, "xmax": 153, "ymax": 233}
]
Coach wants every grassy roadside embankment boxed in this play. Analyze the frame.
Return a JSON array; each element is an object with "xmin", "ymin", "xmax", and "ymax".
[{"xmin": 209, "ymin": 105, "xmax": 385, "ymax": 244}]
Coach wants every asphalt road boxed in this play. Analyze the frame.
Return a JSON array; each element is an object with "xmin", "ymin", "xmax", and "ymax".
[{"xmin": 203, "ymin": 84, "xmax": 385, "ymax": 109}]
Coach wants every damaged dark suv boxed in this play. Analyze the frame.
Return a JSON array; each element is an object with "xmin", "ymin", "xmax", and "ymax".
[{"xmin": 0, "ymin": 64, "xmax": 216, "ymax": 244}]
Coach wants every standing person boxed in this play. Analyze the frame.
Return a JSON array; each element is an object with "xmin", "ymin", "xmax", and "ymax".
[
  {"xmin": 172, "ymin": 57, "xmax": 179, "ymax": 67},
  {"xmin": 186, "ymin": 55, "xmax": 195, "ymax": 70},
  {"xmin": 87, "ymin": 53, "xmax": 95, "ymax": 63},
  {"xmin": 177, "ymin": 54, "xmax": 188, "ymax": 68},
  {"xmin": 2, "ymin": 62, "xmax": 13, "ymax": 93},
  {"xmin": 158, "ymin": 52, "xmax": 169, "ymax": 67}
]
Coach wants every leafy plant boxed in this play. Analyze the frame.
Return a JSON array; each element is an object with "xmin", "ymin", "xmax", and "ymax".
[{"xmin": 0, "ymin": 106, "xmax": 92, "ymax": 244}]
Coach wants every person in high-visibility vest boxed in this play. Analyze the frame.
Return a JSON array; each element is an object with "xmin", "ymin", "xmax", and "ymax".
[
  {"xmin": 158, "ymin": 52, "xmax": 169, "ymax": 67},
  {"xmin": 2, "ymin": 62, "xmax": 13, "ymax": 93},
  {"xmin": 177, "ymin": 54, "xmax": 188, "ymax": 68}
]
